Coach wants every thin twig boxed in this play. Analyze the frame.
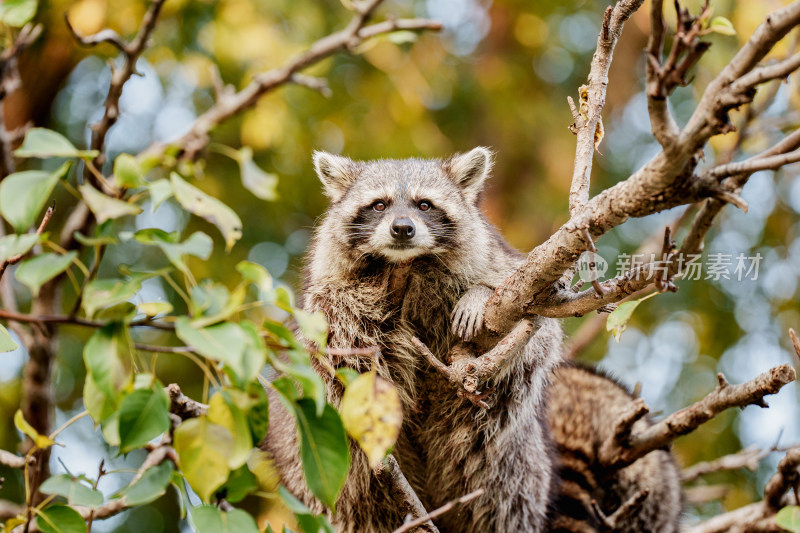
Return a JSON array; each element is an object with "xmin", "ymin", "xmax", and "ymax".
[
  {"xmin": 0, "ymin": 205, "xmax": 55, "ymax": 281},
  {"xmin": 391, "ymin": 489, "xmax": 484, "ymax": 533}
]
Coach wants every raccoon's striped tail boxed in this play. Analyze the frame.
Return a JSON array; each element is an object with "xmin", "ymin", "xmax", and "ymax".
[{"xmin": 545, "ymin": 364, "xmax": 683, "ymax": 533}]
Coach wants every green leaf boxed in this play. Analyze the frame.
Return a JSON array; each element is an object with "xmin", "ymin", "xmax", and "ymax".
[
  {"xmin": 271, "ymin": 377, "xmax": 299, "ymax": 404},
  {"xmin": 386, "ymin": 30, "xmax": 418, "ymax": 45},
  {"xmin": 208, "ymin": 390, "xmax": 253, "ymax": 469},
  {"xmin": 244, "ymin": 382, "xmax": 269, "ymax": 443},
  {"xmin": 82, "ymin": 277, "xmax": 142, "ymax": 318},
  {"xmin": 777, "ymin": 506, "xmax": 800, "ymax": 532},
  {"xmin": 219, "ymin": 464, "xmax": 258, "ymax": 503},
  {"xmin": 293, "ymin": 399, "xmax": 350, "ymax": 510},
  {"xmin": 0, "ymin": 162, "xmax": 71, "ymax": 232},
  {"xmin": 709, "ymin": 16, "xmax": 736, "ymax": 36},
  {"xmin": 0, "ymin": 324, "xmax": 19, "ymax": 353},
  {"xmin": 16, "ymin": 252, "xmax": 77, "ymax": 297},
  {"xmin": 118, "ymin": 385, "xmax": 171, "ymax": 453},
  {"xmin": 79, "ymin": 184, "xmax": 143, "ymax": 224},
  {"xmin": 293, "ymin": 309, "xmax": 328, "ymax": 351},
  {"xmin": 74, "ymin": 230, "xmax": 117, "ymax": 247},
  {"xmin": 341, "ymin": 371, "xmax": 402, "ymax": 468},
  {"xmin": 113, "ymin": 153, "xmax": 146, "ymax": 189},
  {"xmin": 82, "ymin": 323, "xmax": 133, "ymax": 424},
  {"xmin": 100, "ymin": 411, "xmax": 120, "ymax": 447},
  {"xmin": 273, "ymin": 349, "xmax": 326, "ymax": 415},
  {"xmin": 335, "ymin": 368, "xmax": 359, "ymax": 388},
  {"xmin": 173, "ymin": 416, "xmax": 233, "ymax": 502},
  {"xmin": 236, "ymin": 260, "xmax": 273, "ymax": 293},
  {"xmin": 175, "ymin": 318, "xmax": 265, "ymax": 387},
  {"xmin": 278, "ymin": 486, "xmax": 336, "ymax": 533},
  {"xmin": 134, "ymin": 228, "xmax": 212, "ymax": 274},
  {"xmin": 606, "ymin": 300, "xmax": 642, "ymax": 342},
  {"xmin": 236, "ymin": 147, "xmax": 279, "ymax": 201},
  {"xmin": 40, "ymin": 474, "xmax": 103, "ymax": 507},
  {"xmin": 148, "ymin": 179, "xmax": 173, "ymax": 212},
  {"xmin": 0, "ymin": 233, "xmax": 39, "ymax": 263},
  {"xmin": 14, "ymin": 128, "xmax": 98, "ymax": 159},
  {"xmin": 137, "ymin": 301, "xmax": 173, "ymax": 317},
  {"xmin": 95, "ymin": 302, "xmax": 137, "ymax": 323},
  {"xmin": 246, "ymin": 448, "xmax": 280, "ymax": 494},
  {"xmin": 187, "ymin": 280, "xmax": 245, "ymax": 327},
  {"xmin": 35, "ymin": 504, "xmax": 86, "ymax": 533},
  {"xmin": 262, "ymin": 320, "xmax": 302, "ymax": 350},
  {"xmin": 0, "ymin": 0, "xmax": 37, "ymax": 26},
  {"xmin": 191, "ymin": 505, "xmax": 261, "ymax": 533},
  {"xmin": 170, "ymin": 172, "xmax": 242, "ymax": 251},
  {"xmin": 117, "ymin": 462, "xmax": 174, "ymax": 505},
  {"xmin": 14, "ymin": 409, "xmax": 56, "ymax": 449}
]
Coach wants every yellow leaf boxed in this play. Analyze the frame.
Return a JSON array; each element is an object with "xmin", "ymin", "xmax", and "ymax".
[
  {"xmin": 207, "ymin": 390, "xmax": 253, "ymax": 470},
  {"xmin": 14, "ymin": 409, "xmax": 56, "ymax": 449},
  {"xmin": 246, "ymin": 448, "xmax": 280, "ymax": 493},
  {"xmin": 4, "ymin": 515, "xmax": 26, "ymax": 531},
  {"xmin": 174, "ymin": 416, "xmax": 233, "ymax": 502},
  {"xmin": 340, "ymin": 372, "xmax": 402, "ymax": 468}
]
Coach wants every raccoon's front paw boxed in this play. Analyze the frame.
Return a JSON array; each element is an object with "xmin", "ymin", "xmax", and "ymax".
[{"xmin": 451, "ymin": 285, "xmax": 494, "ymax": 342}]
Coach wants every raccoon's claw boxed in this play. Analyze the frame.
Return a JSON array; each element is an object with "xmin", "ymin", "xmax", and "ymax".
[{"xmin": 451, "ymin": 285, "xmax": 494, "ymax": 342}]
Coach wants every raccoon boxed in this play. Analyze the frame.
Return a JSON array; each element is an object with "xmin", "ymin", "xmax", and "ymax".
[
  {"xmin": 546, "ymin": 365, "xmax": 683, "ymax": 533},
  {"xmin": 264, "ymin": 147, "xmax": 682, "ymax": 533}
]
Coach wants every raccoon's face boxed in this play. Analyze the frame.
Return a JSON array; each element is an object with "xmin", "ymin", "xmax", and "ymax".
[{"xmin": 313, "ymin": 147, "xmax": 493, "ymax": 264}]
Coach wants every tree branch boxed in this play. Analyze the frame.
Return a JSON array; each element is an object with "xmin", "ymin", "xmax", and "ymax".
[
  {"xmin": 391, "ymin": 489, "xmax": 483, "ymax": 533},
  {"xmin": 482, "ymin": 1, "xmax": 800, "ymax": 337},
  {"xmin": 0, "ymin": 205, "xmax": 53, "ymax": 281},
  {"xmin": 687, "ymin": 447, "xmax": 800, "ymax": 533},
  {"xmin": 0, "ymin": 449, "xmax": 32, "ymax": 469},
  {"xmin": 599, "ymin": 365, "xmax": 796, "ymax": 469},
  {"xmin": 66, "ymin": 0, "xmax": 168, "ymax": 184},
  {"xmin": 0, "ymin": 23, "xmax": 42, "ymax": 178},
  {"xmin": 376, "ymin": 455, "xmax": 439, "ymax": 533},
  {"xmin": 569, "ymin": 0, "xmax": 645, "ymax": 215},
  {"xmin": 142, "ymin": 2, "xmax": 441, "ymax": 161},
  {"xmin": 681, "ymin": 446, "xmax": 772, "ymax": 483}
]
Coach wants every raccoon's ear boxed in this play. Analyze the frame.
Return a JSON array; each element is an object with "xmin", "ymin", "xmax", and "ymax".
[
  {"xmin": 313, "ymin": 151, "xmax": 356, "ymax": 202},
  {"xmin": 446, "ymin": 147, "xmax": 494, "ymax": 203}
]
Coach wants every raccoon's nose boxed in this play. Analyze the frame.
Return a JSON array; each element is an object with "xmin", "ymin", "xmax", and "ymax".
[{"xmin": 390, "ymin": 217, "xmax": 416, "ymax": 240}]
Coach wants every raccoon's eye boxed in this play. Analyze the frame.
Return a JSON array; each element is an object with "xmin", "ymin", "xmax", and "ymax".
[
  {"xmin": 373, "ymin": 201, "xmax": 386, "ymax": 212},
  {"xmin": 418, "ymin": 201, "xmax": 432, "ymax": 212}
]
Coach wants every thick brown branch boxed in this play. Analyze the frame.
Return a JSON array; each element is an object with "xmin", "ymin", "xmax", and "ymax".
[
  {"xmin": 412, "ymin": 318, "xmax": 538, "ymax": 407},
  {"xmin": 599, "ymin": 365, "xmax": 796, "ymax": 469}
]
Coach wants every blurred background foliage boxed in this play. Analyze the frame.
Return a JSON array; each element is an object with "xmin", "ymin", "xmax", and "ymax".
[{"xmin": 1, "ymin": 0, "xmax": 799, "ymax": 530}]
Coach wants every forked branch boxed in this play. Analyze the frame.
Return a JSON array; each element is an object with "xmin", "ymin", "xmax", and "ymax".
[{"xmin": 599, "ymin": 365, "xmax": 796, "ymax": 469}]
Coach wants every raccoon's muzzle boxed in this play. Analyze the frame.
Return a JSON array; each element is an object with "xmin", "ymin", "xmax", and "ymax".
[{"xmin": 390, "ymin": 217, "xmax": 416, "ymax": 240}]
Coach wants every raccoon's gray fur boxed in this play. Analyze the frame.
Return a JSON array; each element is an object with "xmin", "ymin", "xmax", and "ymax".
[
  {"xmin": 546, "ymin": 364, "xmax": 683, "ymax": 533},
  {"xmin": 263, "ymin": 147, "xmax": 682, "ymax": 533}
]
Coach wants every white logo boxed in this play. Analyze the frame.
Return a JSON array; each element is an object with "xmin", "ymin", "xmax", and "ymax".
[{"xmin": 577, "ymin": 251, "xmax": 608, "ymax": 282}]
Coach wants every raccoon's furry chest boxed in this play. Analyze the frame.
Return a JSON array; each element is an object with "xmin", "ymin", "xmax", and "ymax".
[{"xmin": 399, "ymin": 261, "xmax": 468, "ymax": 354}]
